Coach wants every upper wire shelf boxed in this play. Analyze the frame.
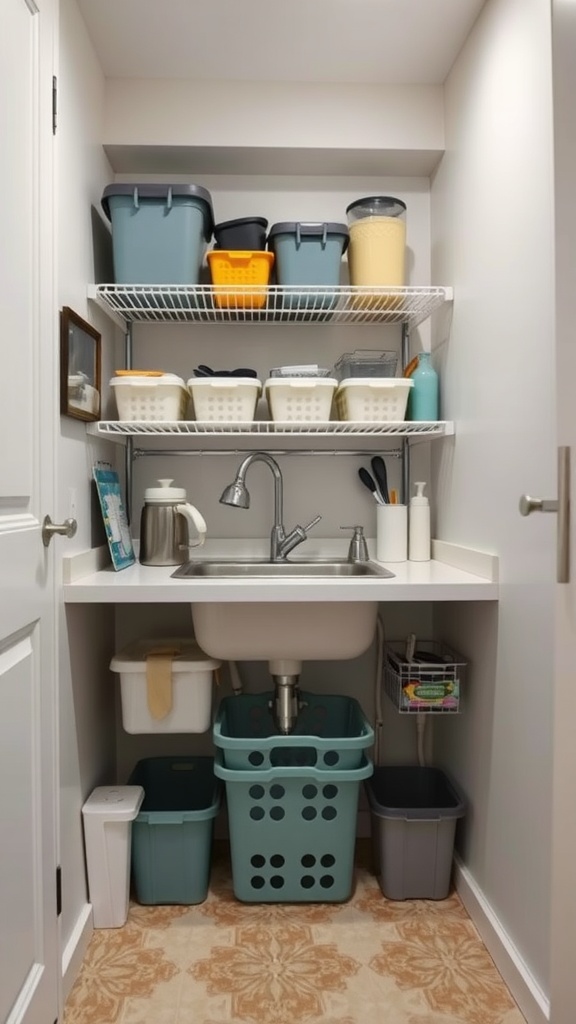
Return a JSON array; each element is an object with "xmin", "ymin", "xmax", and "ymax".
[{"xmin": 87, "ymin": 284, "xmax": 453, "ymax": 329}]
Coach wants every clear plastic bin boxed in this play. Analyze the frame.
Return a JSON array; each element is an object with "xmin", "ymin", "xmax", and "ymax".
[{"xmin": 334, "ymin": 350, "xmax": 398, "ymax": 380}]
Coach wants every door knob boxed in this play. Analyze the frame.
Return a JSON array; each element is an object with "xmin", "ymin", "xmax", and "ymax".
[
  {"xmin": 518, "ymin": 495, "xmax": 558, "ymax": 516},
  {"xmin": 519, "ymin": 446, "xmax": 570, "ymax": 583},
  {"xmin": 42, "ymin": 515, "xmax": 77, "ymax": 547}
]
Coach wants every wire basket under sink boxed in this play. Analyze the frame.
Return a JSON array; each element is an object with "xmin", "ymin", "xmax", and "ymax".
[{"xmin": 384, "ymin": 640, "xmax": 467, "ymax": 714}]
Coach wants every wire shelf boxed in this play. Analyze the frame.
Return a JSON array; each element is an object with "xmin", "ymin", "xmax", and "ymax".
[
  {"xmin": 88, "ymin": 284, "xmax": 452, "ymax": 328},
  {"xmin": 383, "ymin": 640, "xmax": 467, "ymax": 715},
  {"xmin": 86, "ymin": 419, "xmax": 453, "ymax": 452}
]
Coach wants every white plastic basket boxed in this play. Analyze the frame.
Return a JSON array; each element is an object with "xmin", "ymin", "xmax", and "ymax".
[
  {"xmin": 187, "ymin": 377, "xmax": 262, "ymax": 422},
  {"xmin": 264, "ymin": 377, "xmax": 337, "ymax": 422},
  {"xmin": 110, "ymin": 638, "xmax": 221, "ymax": 734},
  {"xmin": 335, "ymin": 378, "xmax": 413, "ymax": 422},
  {"xmin": 110, "ymin": 374, "xmax": 189, "ymax": 421}
]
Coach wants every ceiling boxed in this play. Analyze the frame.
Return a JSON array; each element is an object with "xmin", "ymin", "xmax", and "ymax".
[{"xmin": 76, "ymin": 0, "xmax": 487, "ymax": 85}]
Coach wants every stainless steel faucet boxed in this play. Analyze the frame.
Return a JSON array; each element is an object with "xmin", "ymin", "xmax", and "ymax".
[{"xmin": 219, "ymin": 452, "xmax": 321, "ymax": 561}]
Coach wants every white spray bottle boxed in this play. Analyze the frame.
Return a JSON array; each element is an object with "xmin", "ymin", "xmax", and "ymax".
[{"xmin": 408, "ymin": 481, "xmax": 430, "ymax": 562}]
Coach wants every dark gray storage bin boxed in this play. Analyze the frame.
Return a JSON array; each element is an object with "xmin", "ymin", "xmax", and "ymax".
[
  {"xmin": 213, "ymin": 217, "xmax": 268, "ymax": 250},
  {"xmin": 366, "ymin": 766, "xmax": 466, "ymax": 900}
]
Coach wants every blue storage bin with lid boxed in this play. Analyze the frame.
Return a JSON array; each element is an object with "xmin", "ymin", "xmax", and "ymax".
[
  {"xmin": 267, "ymin": 221, "xmax": 349, "ymax": 316},
  {"xmin": 101, "ymin": 183, "xmax": 214, "ymax": 285}
]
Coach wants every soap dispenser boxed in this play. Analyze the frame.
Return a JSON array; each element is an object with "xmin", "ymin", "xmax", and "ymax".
[{"xmin": 408, "ymin": 482, "xmax": 431, "ymax": 562}]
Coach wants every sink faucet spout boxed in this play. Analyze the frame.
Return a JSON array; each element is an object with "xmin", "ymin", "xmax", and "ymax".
[{"xmin": 219, "ymin": 451, "xmax": 321, "ymax": 562}]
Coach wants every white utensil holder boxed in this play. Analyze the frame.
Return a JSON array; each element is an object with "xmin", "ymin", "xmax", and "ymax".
[{"xmin": 376, "ymin": 504, "xmax": 408, "ymax": 562}]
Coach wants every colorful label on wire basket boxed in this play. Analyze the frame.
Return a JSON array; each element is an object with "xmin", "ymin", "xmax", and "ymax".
[{"xmin": 401, "ymin": 678, "xmax": 459, "ymax": 711}]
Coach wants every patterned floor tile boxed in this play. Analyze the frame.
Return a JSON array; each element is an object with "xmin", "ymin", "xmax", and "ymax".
[{"xmin": 63, "ymin": 842, "xmax": 527, "ymax": 1024}]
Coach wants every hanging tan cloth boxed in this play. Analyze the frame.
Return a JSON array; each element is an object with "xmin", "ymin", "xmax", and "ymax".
[{"xmin": 145, "ymin": 646, "xmax": 181, "ymax": 719}]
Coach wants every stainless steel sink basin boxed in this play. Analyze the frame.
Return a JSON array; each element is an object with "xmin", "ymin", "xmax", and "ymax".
[{"xmin": 171, "ymin": 558, "xmax": 394, "ymax": 579}]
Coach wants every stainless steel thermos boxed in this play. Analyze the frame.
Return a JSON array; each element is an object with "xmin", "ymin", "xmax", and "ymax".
[{"xmin": 139, "ymin": 479, "xmax": 206, "ymax": 566}]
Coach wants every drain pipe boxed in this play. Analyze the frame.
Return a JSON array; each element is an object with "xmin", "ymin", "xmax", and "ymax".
[{"xmin": 268, "ymin": 658, "xmax": 303, "ymax": 734}]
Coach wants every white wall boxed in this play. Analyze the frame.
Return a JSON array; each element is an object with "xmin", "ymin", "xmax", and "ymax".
[
  {"xmin": 57, "ymin": 0, "xmax": 122, "ymax": 971},
  {"xmin": 103, "ymin": 80, "xmax": 444, "ymax": 176},
  {"xmin": 431, "ymin": 0, "xmax": 555, "ymax": 1002}
]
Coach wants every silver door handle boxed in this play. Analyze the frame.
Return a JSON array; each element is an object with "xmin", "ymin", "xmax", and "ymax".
[
  {"xmin": 519, "ymin": 496, "xmax": 558, "ymax": 515},
  {"xmin": 519, "ymin": 446, "xmax": 570, "ymax": 583},
  {"xmin": 42, "ymin": 515, "xmax": 77, "ymax": 547}
]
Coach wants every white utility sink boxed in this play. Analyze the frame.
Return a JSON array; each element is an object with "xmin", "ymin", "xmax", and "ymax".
[{"xmin": 189, "ymin": 559, "xmax": 381, "ymax": 664}]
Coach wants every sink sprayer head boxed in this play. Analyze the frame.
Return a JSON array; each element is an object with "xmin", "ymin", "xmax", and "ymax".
[{"xmin": 219, "ymin": 478, "xmax": 250, "ymax": 509}]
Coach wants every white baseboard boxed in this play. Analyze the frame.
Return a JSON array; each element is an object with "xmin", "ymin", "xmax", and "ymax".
[
  {"xmin": 454, "ymin": 857, "xmax": 549, "ymax": 1024},
  {"xmin": 61, "ymin": 902, "xmax": 93, "ymax": 1003}
]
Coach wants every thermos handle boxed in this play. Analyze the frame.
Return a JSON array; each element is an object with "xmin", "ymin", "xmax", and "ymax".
[{"xmin": 176, "ymin": 503, "xmax": 207, "ymax": 549}]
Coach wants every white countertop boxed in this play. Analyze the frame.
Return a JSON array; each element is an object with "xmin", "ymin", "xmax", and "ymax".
[{"xmin": 62, "ymin": 539, "xmax": 498, "ymax": 604}]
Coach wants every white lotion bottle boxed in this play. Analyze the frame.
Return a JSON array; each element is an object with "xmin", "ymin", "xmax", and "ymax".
[{"xmin": 408, "ymin": 481, "xmax": 431, "ymax": 561}]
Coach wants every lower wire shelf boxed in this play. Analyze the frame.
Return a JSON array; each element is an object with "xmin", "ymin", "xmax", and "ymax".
[{"xmin": 87, "ymin": 419, "xmax": 455, "ymax": 451}]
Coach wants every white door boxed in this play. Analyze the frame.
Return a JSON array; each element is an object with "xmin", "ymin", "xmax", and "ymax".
[
  {"xmin": 0, "ymin": 1, "xmax": 59, "ymax": 1023},
  {"xmin": 550, "ymin": 2, "xmax": 576, "ymax": 1021}
]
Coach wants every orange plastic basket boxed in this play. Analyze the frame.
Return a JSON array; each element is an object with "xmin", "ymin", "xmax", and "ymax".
[{"xmin": 207, "ymin": 250, "xmax": 274, "ymax": 308}]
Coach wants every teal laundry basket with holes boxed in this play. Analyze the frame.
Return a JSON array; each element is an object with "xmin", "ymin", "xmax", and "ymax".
[
  {"xmin": 128, "ymin": 756, "xmax": 221, "ymax": 905},
  {"xmin": 213, "ymin": 692, "xmax": 374, "ymax": 770},
  {"xmin": 215, "ymin": 749, "xmax": 373, "ymax": 902}
]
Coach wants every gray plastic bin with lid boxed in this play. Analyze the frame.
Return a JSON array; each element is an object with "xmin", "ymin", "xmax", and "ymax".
[
  {"xmin": 267, "ymin": 221, "xmax": 348, "ymax": 316},
  {"xmin": 82, "ymin": 785, "xmax": 144, "ymax": 927},
  {"xmin": 101, "ymin": 183, "xmax": 214, "ymax": 285},
  {"xmin": 365, "ymin": 766, "xmax": 466, "ymax": 900}
]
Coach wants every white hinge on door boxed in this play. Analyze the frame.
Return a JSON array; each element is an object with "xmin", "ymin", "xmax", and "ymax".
[
  {"xmin": 52, "ymin": 75, "xmax": 57, "ymax": 135},
  {"xmin": 519, "ymin": 446, "xmax": 570, "ymax": 583}
]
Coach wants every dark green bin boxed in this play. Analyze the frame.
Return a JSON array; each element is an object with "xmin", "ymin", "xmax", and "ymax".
[{"xmin": 128, "ymin": 756, "xmax": 220, "ymax": 905}]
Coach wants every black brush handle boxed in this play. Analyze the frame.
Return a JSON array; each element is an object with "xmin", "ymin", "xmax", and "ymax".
[
  {"xmin": 358, "ymin": 467, "xmax": 380, "ymax": 502},
  {"xmin": 370, "ymin": 455, "xmax": 390, "ymax": 504}
]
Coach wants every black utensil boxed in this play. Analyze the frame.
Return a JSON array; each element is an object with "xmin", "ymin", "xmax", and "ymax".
[
  {"xmin": 370, "ymin": 455, "xmax": 390, "ymax": 504},
  {"xmin": 358, "ymin": 467, "xmax": 383, "ymax": 503},
  {"xmin": 194, "ymin": 365, "xmax": 258, "ymax": 378}
]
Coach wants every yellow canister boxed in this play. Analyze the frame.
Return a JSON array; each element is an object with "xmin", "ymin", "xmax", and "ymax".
[{"xmin": 346, "ymin": 196, "xmax": 407, "ymax": 287}]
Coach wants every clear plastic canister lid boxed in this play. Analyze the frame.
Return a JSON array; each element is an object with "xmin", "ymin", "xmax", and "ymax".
[{"xmin": 346, "ymin": 196, "xmax": 406, "ymax": 223}]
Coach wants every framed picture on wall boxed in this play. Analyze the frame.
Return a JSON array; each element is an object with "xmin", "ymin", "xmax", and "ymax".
[{"xmin": 60, "ymin": 306, "xmax": 101, "ymax": 422}]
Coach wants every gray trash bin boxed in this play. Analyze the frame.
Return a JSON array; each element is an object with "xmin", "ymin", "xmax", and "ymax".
[{"xmin": 365, "ymin": 766, "xmax": 466, "ymax": 900}]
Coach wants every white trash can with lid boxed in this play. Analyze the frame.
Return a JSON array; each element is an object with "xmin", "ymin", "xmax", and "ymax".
[{"xmin": 82, "ymin": 786, "xmax": 144, "ymax": 928}]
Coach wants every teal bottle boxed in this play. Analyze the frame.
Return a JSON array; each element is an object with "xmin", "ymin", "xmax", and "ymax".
[{"xmin": 409, "ymin": 352, "xmax": 439, "ymax": 421}]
